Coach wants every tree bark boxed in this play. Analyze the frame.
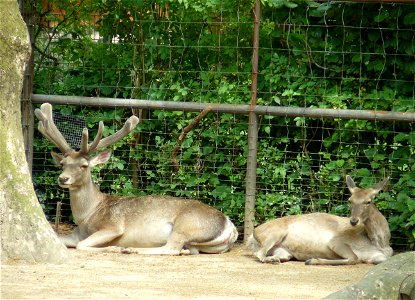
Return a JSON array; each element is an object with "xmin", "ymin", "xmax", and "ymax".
[
  {"xmin": 325, "ymin": 252, "xmax": 415, "ymax": 300},
  {"xmin": 0, "ymin": 0, "xmax": 69, "ymax": 263}
]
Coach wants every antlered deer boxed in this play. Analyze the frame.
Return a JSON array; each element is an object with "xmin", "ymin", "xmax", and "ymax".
[
  {"xmin": 248, "ymin": 176, "xmax": 393, "ymax": 265},
  {"xmin": 35, "ymin": 103, "xmax": 238, "ymax": 255}
]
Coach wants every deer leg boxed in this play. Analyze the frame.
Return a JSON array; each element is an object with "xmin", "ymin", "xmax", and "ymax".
[
  {"xmin": 76, "ymin": 229, "xmax": 124, "ymax": 252},
  {"xmin": 254, "ymin": 233, "xmax": 288, "ymax": 263},
  {"xmin": 59, "ymin": 227, "xmax": 82, "ymax": 248},
  {"xmin": 367, "ymin": 253, "xmax": 388, "ymax": 264},
  {"xmin": 305, "ymin": 257, "xmax": 352, "ymax": 266},
  {"xmin": 185, "ymin": 219, "xmax": 238, "ymax": 254},
  {"xmin": 265, "ymin": 247, "xmax": 293, "ymax": 264},
  {"xmin": 305, "ymin": 241, "xmax": 359, "ymax": 265},
  {"xmin": 122, "ymin": 231, "xmax": 189, "ymax": 255},
  {"xmin": 122, "ymin": 246, "xmax": 188, "ymax": 255},
  {"xmin": 255, "ymin": 241, "xmax": 279, "ymax": 263},
  {"xmin": 185, "ymin": 247, "xmax": 200, "ymax": 255},
  {"xmin": 124, "ymin": 215, "xmax": 235, "ymax": 256}
]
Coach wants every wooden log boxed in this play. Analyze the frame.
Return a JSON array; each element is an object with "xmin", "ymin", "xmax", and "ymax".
[{"xmin": 325, "ymin": 252, "xmax": 415, "ymax": 300}]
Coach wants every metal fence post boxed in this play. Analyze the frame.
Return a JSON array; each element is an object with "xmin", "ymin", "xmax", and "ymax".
[{"xmin": 244, "ymin": 0, "xmax": 261, "ymax": 241}]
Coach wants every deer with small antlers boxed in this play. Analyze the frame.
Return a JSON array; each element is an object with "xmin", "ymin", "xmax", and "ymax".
[
  {"xmin": 35, "ymin": 103, "xmax": 238, "ymax": 255},
  {"xmin": 248, "ymin": 176, "xmax": 393, "ymax": 265}
]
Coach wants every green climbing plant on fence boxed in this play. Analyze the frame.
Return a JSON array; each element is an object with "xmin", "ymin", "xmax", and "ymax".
[{"xmin": 29, "ymin": 0, "xmax": 415, "ymax": 249}]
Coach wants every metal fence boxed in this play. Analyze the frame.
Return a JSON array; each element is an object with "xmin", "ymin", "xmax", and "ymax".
[{"xmin": 23, "ymin": 0, "xmax": 415, "ymax": 249}]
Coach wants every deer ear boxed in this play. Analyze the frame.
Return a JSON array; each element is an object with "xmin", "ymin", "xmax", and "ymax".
[
  {"xmin": 51, "ymin": 151, "xmax": 64, "ymax": 166},
  {"xmin": 372, "ymin": 177, "xmax": 389, "ymax": 193},
  {"xmin": 346, "ymin": 175, "xmax": 356, "ymax": 193},
  {"xmin": 89, "ymin": 150, "xmax": 112, "ymax": 167}
]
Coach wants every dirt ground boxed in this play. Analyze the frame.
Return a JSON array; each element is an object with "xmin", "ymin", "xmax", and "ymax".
[{"xmin": 1, "ymin": 243, "xmax": 373, "ymax": 300}]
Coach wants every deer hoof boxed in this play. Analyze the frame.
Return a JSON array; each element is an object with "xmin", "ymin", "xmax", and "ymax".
[
  {"xmin": 264, "ymin": 257, "xmax": 281, "ymax": 264},
  {"xmin": 305, "ymin": 258, "xmax": 317, "ymax": 265},
  {"xmin": 180, "ymin": 249, "xmax": 191, "ymax": 255},
  {"xmin": 121, "ymin": 248, "xmax": 132, "ymax": 254},
  {"xmin": 186, "ymin": 247, "xmax": 200, "ymax": 255}
]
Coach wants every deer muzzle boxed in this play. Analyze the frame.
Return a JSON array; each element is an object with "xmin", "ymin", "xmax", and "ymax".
[
  {"xmin": 58, "ymin": 176, "xmax": 71, "ymax": 186},
  {"xmin": 350, "ymin": 218, "xmax": 359, "ymax": 226}
]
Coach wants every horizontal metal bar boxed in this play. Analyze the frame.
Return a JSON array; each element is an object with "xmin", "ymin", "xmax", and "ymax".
[
  {"xmin": 317, "ymin": 0, "xmax": 415, "ymax": 3},
  {"xmin": 31, "ymin": 94, "xmax": 415, "ymax": 122},
  {"xmin": 255, "ymin": 106, "xmax": 415, "ymax": 122},
  {"xmin": 31, "ymin": 94, "xmax": 249, "ymax": 114}
]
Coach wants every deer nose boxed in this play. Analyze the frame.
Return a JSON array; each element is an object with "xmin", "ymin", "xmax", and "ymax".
[
  {"xmin": 350, "ymin": 218, "xmax": 359, "ymax": 226},
  {"xmin": 58, "ymin": 177, "xmax": 70, "ymax": 185}
]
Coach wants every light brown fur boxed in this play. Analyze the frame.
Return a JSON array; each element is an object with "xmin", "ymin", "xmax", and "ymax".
[
  {"xmin": 247, "ymin": 176, "xmax": 393, "ymax": 265},
  {"xmin": 36, "ymin": 103, "xmax": 238, "ymax": 255}
]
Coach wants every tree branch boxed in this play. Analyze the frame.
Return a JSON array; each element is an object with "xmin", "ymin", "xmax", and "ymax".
[{"xmin": 171, "ymin": 106, "xmax": 212, "ymax": 172}]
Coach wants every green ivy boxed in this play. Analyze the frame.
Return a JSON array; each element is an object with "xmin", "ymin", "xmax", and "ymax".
[{"xmin": 30, "ymin": 0, "xmax": 415, "ymax": 249}]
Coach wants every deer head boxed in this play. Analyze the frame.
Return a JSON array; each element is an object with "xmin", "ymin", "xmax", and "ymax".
[
  {"xmin": 346, "ymin": 175, "xmax": 389, "ymax": 227},
  {"xmin": 35, "ymin": 103, "xmax": 139, "ymax": 190}
]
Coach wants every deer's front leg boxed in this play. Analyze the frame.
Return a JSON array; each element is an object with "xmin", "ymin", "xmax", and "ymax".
[
  {"xmin": 122, "ymin": 231, "xmax": 190, "ymax": 255},
  {"xmin": 306, "ymin": 240, "xmax": 359, "ymax": 265},
  {"xmin": 59, "ymin": 227, "xmax": 82, "ymax": 248},
  {"xmin": 76, "ymin": 228, "xmax": 124, "ymax": 252}
]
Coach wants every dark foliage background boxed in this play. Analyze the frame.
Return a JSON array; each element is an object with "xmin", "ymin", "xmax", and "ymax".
[{"xmin": 28, "ymin": 0, "xmax": 415, "ymax": 249}]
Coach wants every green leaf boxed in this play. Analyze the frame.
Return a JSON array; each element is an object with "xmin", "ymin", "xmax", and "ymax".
[
  {"xmin": 264, "ymin": 126, "xmax": 271, "ymax": 134},
  {"xmin": 407, "ymin": 198, "xmax": 415, "ymax": 212},
  {"xmin": 410, "ymin": 132, "xmax": 415, "ymax": 146},
  {"xmin": 284, "ymin": 1, "xmax": 298, "ymax": 9},
  {"xmin": 212, "ymin": 185, "xmax": 231, "ymax": 200},
  {"xmin": 394, "ymin": 133, "xmax": 408, "ymax": 143},
  {"xmin": 308, "ymin": 3, "xmax": 331, "ymax": 17},
  {"xmin": 397, "ymin": 192, "xmax": 410, "ymax": 203},
  {"xmin": 336, "ymin": 159, "xmax": 345, "ymax": 167},
  {"xmin": 203, "ymin": 146, "xmax": 213, "ymax": 155},
  {"xmin": 374, "ymin": 10, "xmax": 389, "ymax": 23},
  {"xmin": 404, "ymin": 12, "xmax": 415, "ymax": 25},
  {"xmin": 356, "ymin": 168, "xmax": 371, "ymax": 178}
]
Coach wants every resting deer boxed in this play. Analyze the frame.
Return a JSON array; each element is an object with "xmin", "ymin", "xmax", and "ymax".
[
  {"xmin": 35, "ymin": 103, "xmax": 238, "ymax": 255},
  {"xmin": 248, "ymin": 176, "xmax": 393, "ymax": 265}
]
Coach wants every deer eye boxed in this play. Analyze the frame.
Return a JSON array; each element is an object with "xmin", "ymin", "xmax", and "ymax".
[
  {"xmin": 365, "ymin": 200, "xmax": 372, "ymax": 205},
  {"xmin": 80, "ymin": 163, "xmax": 88, "ymax": 170}
]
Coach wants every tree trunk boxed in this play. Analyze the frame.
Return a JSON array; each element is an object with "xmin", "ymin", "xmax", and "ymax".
[
  {"xmin": 0, "ymin": 0, "xmax": 69, "ymax": 263},
  {"xmin": 325, "ymin": 252, "xmax": 415, "ymax": 300}
]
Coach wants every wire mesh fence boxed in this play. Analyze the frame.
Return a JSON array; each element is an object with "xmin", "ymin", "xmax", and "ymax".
[{"xmin": 26, "ymin": 0, "xmax": 415, "ymax": 250}]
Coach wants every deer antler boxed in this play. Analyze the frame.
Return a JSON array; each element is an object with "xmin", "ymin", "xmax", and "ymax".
[
  {"xmin": 34, "ymin": 103, "xmax": 73, "ymax": 154},
  {"xmin": 79, "ymin": 115, "xmax": 139, "ymax": 155},
  {"xmin": 83, "ymin": 121, "xmax": 104, "ymax": 153},
  {"xmin": 36, "ymin": 103, "xmax": 139, "ymax": 155}
]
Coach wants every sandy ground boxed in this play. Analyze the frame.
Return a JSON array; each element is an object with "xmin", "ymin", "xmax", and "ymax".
[{"xmin": 1, "ymin": 243, "xmax": 373, "ymax": 300}]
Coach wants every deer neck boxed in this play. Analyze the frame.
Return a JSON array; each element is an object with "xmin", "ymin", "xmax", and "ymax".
[
  {"xmin": 363, "ymin": 205, "xmax": 391, "ymax": 249},
  {"xmin": 68, "ymin": 180, "xmax": 105, "ymax": 226}
]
